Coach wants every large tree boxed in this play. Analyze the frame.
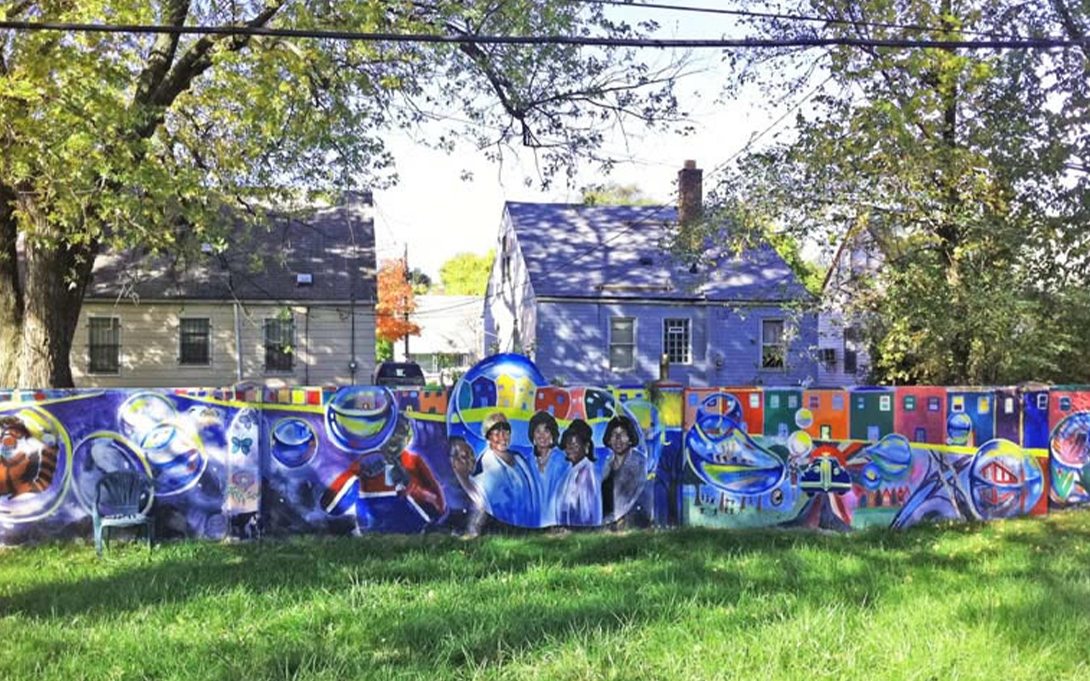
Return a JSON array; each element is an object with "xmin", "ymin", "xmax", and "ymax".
[
  {"xmin": 437, "ymin": 250, "xmax": 493, "ymax": 295},
  {"xmin": 0, "ymin": 1, "xmax": 685, "ymax": 387},
  {"xmin": 709, "ymin": 0, "xmax": 1090, "ymax": 384}
]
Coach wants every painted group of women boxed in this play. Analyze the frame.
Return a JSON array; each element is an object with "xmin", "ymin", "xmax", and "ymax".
[{"xmin": 450, "ymin": 410, "xmax": 647, "ymax": 529}]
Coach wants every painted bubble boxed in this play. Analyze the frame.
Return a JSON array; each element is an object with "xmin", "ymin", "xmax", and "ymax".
[
  {"xmin": 863, "ymin": 434, "xmax": 912, "ymax": 480},
  {"xmin": 271, "ymin": 418, "xmax": 318, "ymax": 468},
  {"xmin": 118, "ymin": 392, "xmax": 177, "ymax": 443},
  {"xmin": 947, "ymin": 412, "xmax": 973, "ymax": 446},
  {"xmin": 326, "ymin": 386, "xmax": 397, "ymax": 451},
  {"xmin": 71, "ymin": 432, "xmax": 148, "ymax": 513},
  {"xmin": 0, "ymin": 407, "xmax": 71, "ymax": 523},
  {"xmin": 969, "ymin": 439, "xmax": 1043, "ymax": 519},
  {"xmin": 795, "ymin": 408, "xmax": 814, "ymax": 430},
  {"xmin": 788, "ymin": 430, "xmax": 814, "ymax": 460},
  {"xmin": 447, "ymin": 353, "xmax": 547, "ymax": 447},
  {"xmin": 687, "ymin": 414, "xmax": 785, "ymax": 496},
  {"xmin": 139, "ymin": 421, "xmax": 206, "ymax": 496}
]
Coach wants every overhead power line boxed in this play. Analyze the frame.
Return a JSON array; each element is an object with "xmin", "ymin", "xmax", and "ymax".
[
  {"xmin": 579, "ymin": 0, "xmax": 1018, "ymax": 41},
  {"xmin": 0, "ymin": 21, "xmax": 1084, "ymax": 50}
]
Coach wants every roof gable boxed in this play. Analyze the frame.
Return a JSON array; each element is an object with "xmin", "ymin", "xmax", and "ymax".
[
  {"xmin": 87, "ymin": 196, "xmax": 376, "ymax": 303},
  {"xmin": 504, "ymin": 202, "xmax": 811, "ymax": 302}
]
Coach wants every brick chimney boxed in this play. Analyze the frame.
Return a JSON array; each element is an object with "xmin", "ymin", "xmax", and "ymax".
[{"xmin": 677, "ymin": 160, "xmax": 703, "ymax": 227}]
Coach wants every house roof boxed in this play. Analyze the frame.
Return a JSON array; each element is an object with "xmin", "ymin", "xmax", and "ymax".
[
  {"xmin": 86, "ymin": 194, "xmax": 376, "ymax": 303},
  {"xmin": 407, "ymin": 295, "xmax": 483, "ymax": 355},
  {"xmin": 504, "ymin": 202, "xmax": 812, "ymax": 302}
]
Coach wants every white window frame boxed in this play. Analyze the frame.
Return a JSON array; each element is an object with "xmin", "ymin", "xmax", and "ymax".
[
  {"xmin": 662, "ymin": 318, "xmax": 691, "ymax": 365},
  {"xmin": 263, "ymin": 316, "xmax": 296, "ymax": 374},
  {"xmin": 87, "ymin": 316, "xmax": 122, "ymax": 376},
  {"xmin": 178, "ymin": 316, "xmax": 212, "ymax": 367},
  {"xmin": 608, "ymin": 317, "xmax": 637, "ymax": 371},
  {"xmin": 761, "ymin": 318, "xmax": 787, "ymax": 370}
]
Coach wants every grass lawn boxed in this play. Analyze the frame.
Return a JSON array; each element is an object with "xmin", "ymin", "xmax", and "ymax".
[{"xmin": 1, "ymin": 512, "xmax": 1088, "ymax": 681}]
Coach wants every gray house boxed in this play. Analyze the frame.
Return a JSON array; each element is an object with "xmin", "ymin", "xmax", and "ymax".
[
  {"xmin": 74, "ymin": 192, "xmax": 377, "ymax": 388},
  {"xmin": 484, "ymin": 162, "xmax": 819, "ymax": 386}
]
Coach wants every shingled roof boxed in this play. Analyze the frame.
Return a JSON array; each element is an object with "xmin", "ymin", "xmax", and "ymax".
[
  {"xmin": 87, "ymin": 193, "xmax": 376, "ymax": 303},
  {"xmin": 504, "ymin": 202, "xmax": 811, "ymax": 302}
]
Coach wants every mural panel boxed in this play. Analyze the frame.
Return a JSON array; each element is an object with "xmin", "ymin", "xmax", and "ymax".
[{"xmin": 0, "ymin": 365, "xmax": 1086, "ymax": 545}]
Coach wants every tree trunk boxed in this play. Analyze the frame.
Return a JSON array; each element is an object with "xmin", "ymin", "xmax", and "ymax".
[
  {"xmin": 19, "ymin": 238, "xmax": 97, "ymax": 388},
  {"xmin": 0, "ymin": 183, "xmax": 23, "ymax": 386}
]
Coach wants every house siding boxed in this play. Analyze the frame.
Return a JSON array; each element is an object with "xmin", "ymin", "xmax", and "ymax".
[
  {"xmin": 485, "ymin": 210, "xmax": 536, "ymax": 355},
  {"xmin": 74, "ymin": 301, "xmax": 375, "ymax": 388},
  {"xmin": 534, "ymin": 300, "xmax": 818, "ymax": 387}
]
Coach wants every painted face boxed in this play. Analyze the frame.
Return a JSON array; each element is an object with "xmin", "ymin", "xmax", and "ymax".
[
  {"xmin": 532, "ymin": 423, "xmax": 554, "ymax": 452},
  {"xmin": 564, "ymin": 434, "xmax": 587, "ymax": 464},
  {"xmin": 608, "ymin": 427, "xmax": 632, "ymax": 456},
  {"xmin": 488, "ymin": 426, "xmax": 511, "ymax": 453}
]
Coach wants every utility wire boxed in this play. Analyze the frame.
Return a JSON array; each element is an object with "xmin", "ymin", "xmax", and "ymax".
[
  {"xmin": 0, "ymin": 21, "xmax": 1083, "ymax": 50},
  {"xmin": 578, "ymin": 0, "xmax": 1020, "ymax": 41}
]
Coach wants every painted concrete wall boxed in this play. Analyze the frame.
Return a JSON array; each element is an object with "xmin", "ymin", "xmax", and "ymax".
[
  {"xmin": 2, "ymin": 354, "xmax": 1086, "ymax": 545},
  {"xmin": 74, "ymin": 301, "xmax": 376, "ymax": 388}
]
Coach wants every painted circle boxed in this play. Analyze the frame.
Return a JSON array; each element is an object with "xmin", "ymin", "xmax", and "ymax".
[
  {"xmin": 969, "ymin": 439, "xmax": 1043, "ymax": 519},
  {"xmin": 795, "ymin": 408, "xmax": 814, "ymax": 430},
  {"xmin": 787, "ymin": 430, "xmax": 814, "ymax": 459},
  {"xmin": 118, "ymin": 393, "xmax": 177, "ymax": 443},
  {"xmin": 947, "ymin": 412, "xmax": 973, "ymax": 445},
  {"xmin": 71, "ymin": 431, "xmax": 152, "ymax": 514},
  {"xmin": 0, "ymin": 407, "xmax": 74, "ymax": 523},
  {"xmin": 271, "ymin": 418, "xmax": 318, "ymax": 468},
  {"xmin": 326, "ymin": 386, "xmax": 397, "ymax": 451}
]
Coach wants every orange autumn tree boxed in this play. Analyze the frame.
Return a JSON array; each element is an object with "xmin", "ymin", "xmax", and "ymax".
[{"xmin": 376, "ymin": 259, "xmax": 421, "ymax": 349}]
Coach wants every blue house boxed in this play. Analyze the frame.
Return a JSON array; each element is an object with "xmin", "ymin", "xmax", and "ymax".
[{"xmin": 483, "ymin": 162, "xmax": 819, "ymax": 387}]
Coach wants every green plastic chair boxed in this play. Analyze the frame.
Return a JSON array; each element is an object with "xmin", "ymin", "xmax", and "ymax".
[{"xmin": 93, "ymin": 470, "xmax": 154, "ymax": 556}]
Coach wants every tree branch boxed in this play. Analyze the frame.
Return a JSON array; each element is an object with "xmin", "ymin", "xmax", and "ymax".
[{"xmin": 132, "ymin": 0, "xmax": 191, "ymax": 108}]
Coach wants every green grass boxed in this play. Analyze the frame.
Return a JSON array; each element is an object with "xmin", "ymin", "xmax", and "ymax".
[{"xmin": 2, "ymin": 512, "xmax": 1089, "ymax": 681}]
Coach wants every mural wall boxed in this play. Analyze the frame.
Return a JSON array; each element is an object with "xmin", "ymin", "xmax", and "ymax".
[{"xmin": 1, "ymin": 354, "xmax": 1088, "ymax": 545}]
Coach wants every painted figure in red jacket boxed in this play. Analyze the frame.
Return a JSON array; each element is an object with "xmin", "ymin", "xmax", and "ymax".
[{"xmin": 0, "ymin": 416, "xmax": 58, "ymax": 499}]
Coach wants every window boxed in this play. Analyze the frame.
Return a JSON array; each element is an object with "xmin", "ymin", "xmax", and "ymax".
[
  {"xmin": 809, "ymin": 395, "xmax": 821, "ymax": 409},
  {"xmin": 879, "ymin": 395, "xmax": 891, "ymax": 412},
  {"xmin": 914, "ymin": 427, "xmax": 927, "ymax": 443},
  {"xmin": 1060, "ymin": 396, "xmax": 1072, "ymax": 411},
  {"xmin": 788, "ymin": 394, "xmax": 798, "ymax": 409},
  {"xmin": 264, "ymin": 317, "xmax": 295, "ymax": 373},
  {"xmin": 978, "ymin": 396, "xmax": 990, "ymax": 414},
  {"xmin": 1004, "ymin": 397, "xmax": 1015, "ymax": 414},
  {"xmin": 904, "ymin": 395, "xmax": 916, "ymax": 411},
  {"xmin": 179, "ymin": 318, "xmax": 211, "ymax": 366},
  {"xmin": 749, "ymin": 393, "xmax": 760, "ymax": 409},
  {"xmin": 820, "ymin": 425, "xmax": 832, "ymax": 439},
  {"xmin": 770, "ymin": 394, "xmax": 780, "ymax": 409},
  {"xmin": 1036, "ymin": 394, "xmax": 1048, "ymax": 410},
  {"xmin": 928, "ymin": 397, "xmax": 941, "ymax": 412},
  {"xmin": 867, "ymin": 425, "xmax": 880, "ymax": 441},
  {"xmin": 761, "ymin": 319, "xmax": 786, "ymax": 369},
  {"xmin": 609, "ymin": 317, "xmax": 636, "ymax": 370},
  {"xmin": 832, "ymin": 394, "xmax": 845, "ymax": 411},
  {"xmin": 820, "ymin": 348, "xmax": 836, "ymax": 371},
  {"xmin": 843, "ymin": 327, "xmax": 859, "ymax": 373},
  {"xmin": 952, "ymin": 396, "xmax": 965, "ymax": 413},
  {"xmin": 88, "ymin": 317, "xmax": 121, "ymax": 374},
  {"xmin": 663, "ymin": 318, "xmax": 690, "ymax": 364}
]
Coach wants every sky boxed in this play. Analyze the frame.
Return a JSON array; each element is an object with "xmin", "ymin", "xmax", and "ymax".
[{"xmin": 372, "ymin": 2, "xmax": 798, "ymax": 279}]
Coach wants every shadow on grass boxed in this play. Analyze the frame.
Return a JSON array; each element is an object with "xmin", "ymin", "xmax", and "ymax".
[{"xmin": 2, "ymin": 512, "xmax": 1089, "ymax": 677}]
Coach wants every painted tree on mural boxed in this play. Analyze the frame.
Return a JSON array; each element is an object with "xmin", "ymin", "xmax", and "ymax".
[
  {"xmin": 0, "ymin": 1, "xmax": 686, "ymax": 387},
  {"xmin": 376, "ymin": 258, "xmax": 420, "ymax": 347},
  {"xmin": 706, "ymin": 0, "xmax": 1090, "ymax": 384}
]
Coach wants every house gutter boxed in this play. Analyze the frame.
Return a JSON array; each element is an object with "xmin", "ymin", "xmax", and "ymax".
[
  {"xmin": 534, "ymin": 295, "xmax": 809, "ymax": 306},
  {"xmin": 304, "ymin": 305, "xmax": 310, "ymax": 385}
]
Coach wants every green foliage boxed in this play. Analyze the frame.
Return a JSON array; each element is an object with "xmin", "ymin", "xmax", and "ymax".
[
  {"xmin": 0, "ymin": 1, "xmax": 686, "ymax": 386},
  {"xmin": 409, "ymin": 268, "xmax": 432, "ymax": 295},
  {"xmin": 438, "ymin": 250, "xmax": 494, "ymax": 295},
  {"xmin": 580, "ymin": 182, "xmax": 657, "ymax": 206},
  {"xmin": 375, "ymin": 338, "xmax": 393, "ymax": 362},
  {"xmin": 2, "ymin": 513, "xmax": 1089, "ymax": 680},
  {"xmin": 711, "ymin": 0, "xmax": 1090, "ymax": 385}
]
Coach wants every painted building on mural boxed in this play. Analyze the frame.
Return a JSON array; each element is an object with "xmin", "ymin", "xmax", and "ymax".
[
  {"xmin": 484, "ymin": 162, "xmax": 819, "ymax": 387},
  {"xmin": 73, "ymin": 192, "xmax": 377, "ymax": 388}
]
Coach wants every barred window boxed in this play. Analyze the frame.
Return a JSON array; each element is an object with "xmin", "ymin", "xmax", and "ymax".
[
  {"xmin": 663, "ymin": 318, "xmax": 690, "ymax": 364},
  {"xmin": 610, "ymin": 318, "xmax": 636, "ymax": 370},
  {"xmin": 264, "ymin": 317, "xmax": 295, "ymax": 372},
  {"xmin": 88, "ymin": 317, "xmax": 121, "ymax": 374},
  {"xmin": 761, "ymin": 319, "xmax": 785, "ymax": 369},
  {"xmin": 179, "ymin": 318, "xmax": 211, "ymax": 366}
]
